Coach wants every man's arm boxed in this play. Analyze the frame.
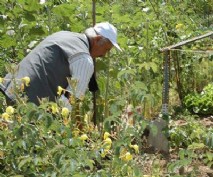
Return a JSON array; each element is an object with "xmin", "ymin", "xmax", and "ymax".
[
  {"xmin": 60, "ymin": 54, "xmax": 94, "ymax": 110},
  {"xmin": 68, "ymin": 53, "xmax": 94, "ymax": 98}
]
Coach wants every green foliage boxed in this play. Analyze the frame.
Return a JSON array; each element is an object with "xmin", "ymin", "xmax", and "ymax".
[
  {"xmin": 184, "ymin": 83, "xmax": 213, "ymax": 115},
  {"xmin": 167, "ymin": 150, "xmax": 193, "ymax": 175},
  {"xmin": 1, "ymin": 0, "xmax": 212, "ymax": 118},
  {"xmin": 0, "ymin": 101, "xmax": 145, "ymax": 176},
  {"xmin": 205, "ymin": 130, "xmax": 213, "ymax": 149},
  {"xmin": 168, "ymin": 139, "xmax": 213, "ymax": 175},
  {"xmin": 203, "ymin": 151, "xmax": 213, "ymax": 168},
  {"xmin": 0, "ymin": 0, "xmax": 213, "ymax": 176},
  {"xmin": 169, "ymin": 116, "xmax": 212, "ymax": 149}
]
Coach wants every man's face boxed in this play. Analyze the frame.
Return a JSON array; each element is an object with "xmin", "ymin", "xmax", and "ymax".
[{"xmin": 90, "ymin": 36, "xmax": 113, "ymax": 58}]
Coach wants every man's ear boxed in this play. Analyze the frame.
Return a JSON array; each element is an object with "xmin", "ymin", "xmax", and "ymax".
[{"xmin": 91, "ymin": 35, "xmax": 102, "ymax": 46}]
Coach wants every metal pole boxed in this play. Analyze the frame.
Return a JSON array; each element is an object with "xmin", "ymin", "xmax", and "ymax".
[
  {"xmin": 92, "ymin": 0, "xmax": 97, "ymax": 125},
  {"xmin": 161, "ymin": 50, "xmax": 170, "ymax": 116}
]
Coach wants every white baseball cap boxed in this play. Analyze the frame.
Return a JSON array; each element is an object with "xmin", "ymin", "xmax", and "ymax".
[{"xmin": 94, "ymin": 22, "xmax": 122, "ymax": 51}]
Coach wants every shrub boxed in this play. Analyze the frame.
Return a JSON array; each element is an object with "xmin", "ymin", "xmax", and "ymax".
[{"xmin": 183, "ymin": 83, "xmax": 213, "ymax": 115}]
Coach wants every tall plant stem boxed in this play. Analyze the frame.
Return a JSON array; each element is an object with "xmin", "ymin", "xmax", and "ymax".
[
  {"xmin": 47, "ymin": 5, "xmax": 52, "ymax": 34},
  {"xmin": 104, "ymin": 57, "xmax": 110, "ymax": 118}
]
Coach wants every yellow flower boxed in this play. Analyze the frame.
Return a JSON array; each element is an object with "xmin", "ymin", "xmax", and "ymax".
[
  {"xmin": 84, "ymin": 113, "xmax": 89, "ymax": 123},
  {"xmin": 104, "ymin": 137, "xmax": 112, "ymax": 145},
  {"xmin": 119, "ymin": 148, "xmax": 133, "ymax": 161},
  {"xmin": 100, "ymin": 152, "xmax": 106, "ymax": 158},
  {"xmin": 105, "ymin": 145, "xmax": 111, "ymax": 150},
  {"xmin": 133, "ymin": 145, "xmax": 139, "ymax": 153},
  {"xmin": 2, "ymin": 113, "xmax": 10, "ymax": 121},
  {"xmin": 103, "ymin": 137, "xmax": 112, "ymax": 149},
  {"xmin": 87, "ymin": 124, "xmax": 95, "ymax": 132},
  {"xmin": 17, "ymin": 116, "xmax": 22, "ymax": 123},
  {"xmin": 130, "ymin": 144, "xmax": 139, "ymax": 154},
  {"xmin": 0, "ymin": 77, "xmax": 3, "ymax": 83},
  {"xmin": 57, "ymin": 86, "xmax": 64, "ymax": 96},
  {"xmin": 72, "ymin": 128, "xmax": 80, "ymax": 137},
  {"xmin": 22, "ymin": 76, "xmax": 30, "ymax": 86},
  {"xmin": 79, "ymin": 134, "xmax": 88, "ymax": 141},
  {"xmin": 6, "ymin": 106, "xmax": 14, "ymax": 115},
  {"xmin": 124, "ymin": 152, "xmax": 133, "ymax": 161},
  {"xmin": 100, "ymin": 149, "xmax": 109, "ymax": 158},
  {"xmin": 103, "ymin": 132, "xmax": 110, "ymax": 140},
  {"xmin": 61, "ymin": 107, "xmax": 69, "ymax": 118},
  {"xmin": 51, "ymin": 103, "xmax": 59, "ymax": 114},
  {"xmin": 176, "ymin": 23, "xmax": 184, "ymax": 30},
  {"xmin": 69, "ymin": 95, "xmax": 76, "ymax": 105}
]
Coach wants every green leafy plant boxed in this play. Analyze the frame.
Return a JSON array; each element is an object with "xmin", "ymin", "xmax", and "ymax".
[
  {"xmin": 184, "ymin": 83, "xmax": 213, "ymax": 115},
  {"xmin": 0, "ymin": 100, "xmax": 147, "ymax": 176},
  {"xmin": 169, "ymin": 116, "xmax": 212, "ymax": 149}
]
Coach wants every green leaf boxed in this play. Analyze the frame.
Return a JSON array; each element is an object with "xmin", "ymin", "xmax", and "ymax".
[
  {"xmin": 0, "ymin": 132, "xmax": 7, "ymax": 146},
  {"xmin": 85, "ymin": 159, "xmax": 94, "ymax": 170},
  {"xmin": 26, "ymin": 108, "xmax": 39, "ymax": 121},
  {"xmin": 187, "ymin": 142, "xmax": 205, "ymax": 150},
  {"xmin": 207, "ymin": 161, "xmax": 213, "ymax": 168},
  {"xmin": 117, "ymin": 69, "xmax": 136, "ymax": 79},
  {"xmin": 23, "ymin": 0, "xmax": 40, "ymax": 12},
  {"xmin": 50, "ymin": 172, "xmax": 57, "ymax": 177},
  {"xmin": 72, "ymin": 174, "xmax": 87, "ymax": 177},
  {"xmin": 44, "ymin": 113, "xmax": 53, "ymax": 128},
  {"xmin": 96, "ymin": 59, "xmax": 107, "ymax": 71},
  {"xmin": 103, "ymin": 113, "xmax": 121, "ymax": 131},
  {"xmin": 206, "ymin": 152, "xmax": 213, "ymax": 161},
  {"xmin": 0, "ymin": 173, "xmax": 7, "ymax": 177},
  {"xmin": 33, "ymin": 157, "xmax": 43, "ymax": 166},
  {"xmin": 52, "ymin": 4, "xmax": 76, "ymax": 18},
  {"xmin": 178, "ymin": 149, "xmax": 185, "ymax": 160},
  {"xmin": 0, "ymin": 35, "xmax": 16, "ymax": 48},
  {"xmin": 132, "ymin": 81, "xmax": 148, "ymax": 91},
  {"xmin": 29, "ymin": 25, "xmax": 45, "ymax": 35},
  {"xmin": 149, "ymin": 62, "xmax": 158, "ymax": 73},
  {"xmin": 50, "ymin": 120, "xmax": 61, "ymax": 131},
  {"xmin": 18, "ymin": 156, "xmax": 32, "ymax": 170},
  {"xmin": 23, "ymin": 12, "xmax": 36, "ymax": 22},
  {"xmin": 133, "ymin": 166, "xmax": 140, "ymax": 176}
]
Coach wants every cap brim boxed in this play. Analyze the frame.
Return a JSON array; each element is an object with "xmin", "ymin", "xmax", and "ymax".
[{"xmin": 113, "ymin": 43, "xmax": 122, "ymax": 52}]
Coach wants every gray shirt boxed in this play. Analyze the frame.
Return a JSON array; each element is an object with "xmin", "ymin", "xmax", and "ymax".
[{"xmin": 0, "ymin": 31, "xmax": 94, "ymax": 105}]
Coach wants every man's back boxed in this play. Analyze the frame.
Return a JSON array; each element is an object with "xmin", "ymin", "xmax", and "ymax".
[{"xmin": 0, "ymin": 31, "xmax": 90, "ymax": 105}]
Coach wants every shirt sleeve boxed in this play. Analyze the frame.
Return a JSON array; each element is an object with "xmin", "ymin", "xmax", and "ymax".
[
  {"xmin": 67, "ymin": 53, "xmax": 94, "ymax": 99},
  {"xmin": 60, "ymin": 94, "xmax": 72, "ymax": 111}
]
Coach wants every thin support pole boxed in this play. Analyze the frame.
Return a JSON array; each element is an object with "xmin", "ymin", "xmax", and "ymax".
[
  {"xmin": 92, "ymin": 1, "xmax": 96, "ymax": 26},
  {"xmin": 92, "ymin": 0, "xmax": 97, "ymax": 125},
  {"xmin": 173, "ymin": 50, "xmax": 184, "ymax": 105},
  {"xmin": 160, "ymin": 31, "xmax": 213, "ymax": 52},
  {"xmin": 161, "ymin": 50, "xmax": 170, "ymax": 116}
]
